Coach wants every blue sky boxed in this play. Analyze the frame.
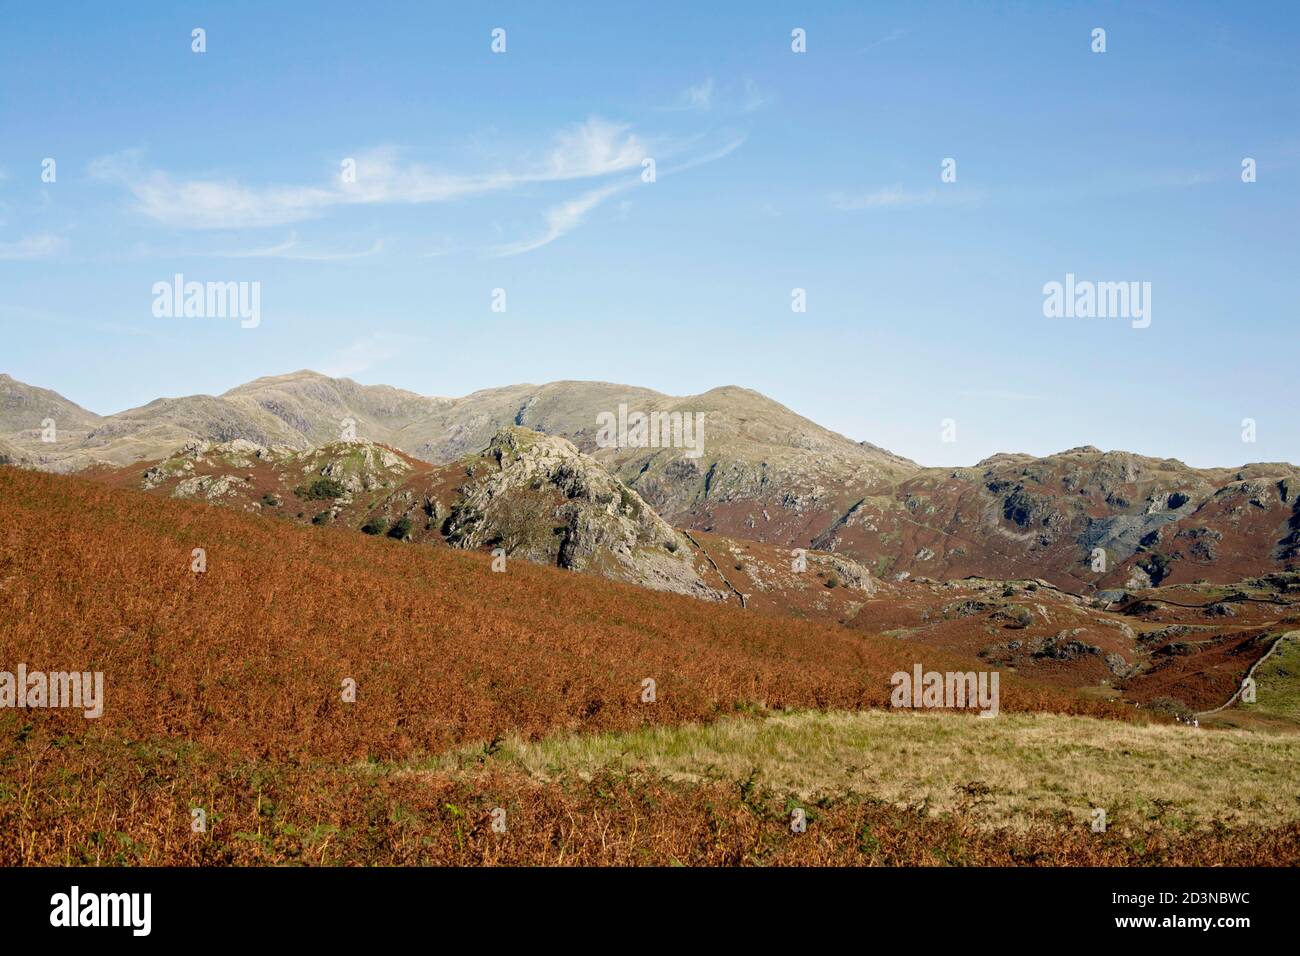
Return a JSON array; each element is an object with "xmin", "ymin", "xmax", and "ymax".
[{"xmin": 1, "ymin": 1, "xmax": 1297, "ymax": 467}]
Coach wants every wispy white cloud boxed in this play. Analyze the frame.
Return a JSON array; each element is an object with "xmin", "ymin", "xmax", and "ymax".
[
  {"xmin": 831, "ymin": 186, "xmax": 939, "ymax": 210},
  {"xmin": 682, "ymin": 79, "xmax": 714, "ymax": 111},
  {"xmin": 89, "ymin": 119, "xmax": 739, "ymax": 257},
  {"xmin": 89, "ymin": 150, "xmax": 334, "ymax": 229},
  {"xmin": 0, "ymin": 234, "xmax": 64, "ymax": 260},
  {"xmin": 662, "ymin": 78, "xmax": 769, "ymax": 115},
  {"xmin": 207, "ymin": 233, "xmax": 384, "ymax": 261},
  {"xmin": 488, "ymin": 182, "xmax": 631, "ymax": 258},
  {"xmin": 419, "ymin": 238, "xmax": 469, "ymax": 259},
  {"xmin": 1152, "ymin": 169, "xmax": 1214, "ymax": 188},
  {"xmin": 740, "ymin": 79, "xmax": 771, "ymax": 114},
  {"xmin": 661, "ymin": 137, "xmax": 745, "ymax": 175},
  {"xmin": 487, "ymin": 136, "xmax": 746, "ymax": 258},
  {"xmin": 691, "ymin": 80, "xmax": 715, "ymax": 110},
  {"xmin": 535, "ymin": 119, "xmax": 648, "ymax": 180},
  {"xmin": 864, "ymin": 28, "xmax": 909, "ymax": 51},
  {"xmin": 832, "ymin": 183, "xmax": 987, "ymax": 212},
  {"xmin": 320, "ymin": 332, "xmax": 423, "ymax": 378},
  {"xmin": 90, "ymin": 118, "xmax": 649, "ymax": 230}
]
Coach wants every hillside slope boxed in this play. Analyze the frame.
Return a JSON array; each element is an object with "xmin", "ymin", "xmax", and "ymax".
[
  {"xmin": 6, "ymin": 464, "xmax": 1299, "ymax": 867},
  {"xmin": 91, "ymin": 428, "xmax": 727, "ymax": 600},
  {"xmin": 83, "ymin": 431, "xmax": 1300, "ymax": 712},
  {"xmin": 823, "ymin": 446, "xmax": 1300, "ymax": 590},
  {"xmin": 2, "ymin": 463, "xmax": 1300, "ymax": 868},
  {"xmin": 4, "ymin": 369, "xmax": 1295, "ymax": 591},
  {"xmin": 0, "ymin": 465, "xmax": 1120, "ymax": 762}
]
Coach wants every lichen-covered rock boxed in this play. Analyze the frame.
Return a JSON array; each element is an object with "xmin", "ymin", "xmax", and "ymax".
[
  {"xmin": 173, "ymin": 473, "xmax": 252, "ymax": 501},
  {"xmin": 445, "ymin": 427, "xmax": 721, "ymax": 600}
]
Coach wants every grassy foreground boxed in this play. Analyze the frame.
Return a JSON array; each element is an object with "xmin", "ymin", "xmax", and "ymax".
[
  {"xmin": 417, "ymin": 708, "xmax": 1300, "ymax": 835},
  {"xmin": 6, "ymin": 709, "xmax": 1299, "ymax": 866},
  {"xmin": 1205, "ymin": 633, "xmax": 1300, "ymax": 732},
  {"xmin": 3, "ymin": 467, "xmax": 1297, "ymax": 865}
]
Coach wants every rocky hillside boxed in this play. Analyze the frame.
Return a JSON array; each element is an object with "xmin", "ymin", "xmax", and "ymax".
[
  {"xmin": 810, "ymin": 446, "xmax": 1300, "ymax": 592},
  {"xmin": 31, "ymin": 432, "xmax": 1300, "ymax": 715},
  {"xmin": 0, "ymin": 372, "xmax": 101, "ymax": 434},
  {"xmin": 93, "ymin": 428, "xmax": 730, "ymax": 601},
  {"xmin": 0, "ymin": 436, "xmax": 26, "ymax": 467},
  {"xmin": 5, "ymin": 370, "xmax": 1296, "ymax": 592},
  {"xmin": 0, "ymin": 369, "xmax": 913, "ymax": 510},
  {"xmin": 442, "ymin": 427, "xmax": 722, "ymax": 600},
  {"xmin": 0, "ymin": 373, "xmax": 103, "ymax": 471}
]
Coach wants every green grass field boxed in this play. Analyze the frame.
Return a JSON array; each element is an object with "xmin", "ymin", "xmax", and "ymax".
[
  {"xmin": 408, "ymin": 707, "xmax": 1300, "ymax": 834},
  {"xmin": 1203, "ymin": 632, "xmax": 1300, "ymax": 733}
]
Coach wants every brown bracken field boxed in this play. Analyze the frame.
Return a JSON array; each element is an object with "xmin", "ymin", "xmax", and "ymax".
[{"xmin": 2, "ymin": 466, "xmax": 1296, "ymax": 865}]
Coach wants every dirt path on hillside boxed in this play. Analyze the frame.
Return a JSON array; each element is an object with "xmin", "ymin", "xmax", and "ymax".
[
  {"xmin": 1195, "ymin": 630, "xmax": 1298, "ymax": 718},
  {"xmin": 682, "ymin": 530, "xmax": 747, "ymax": 607}
]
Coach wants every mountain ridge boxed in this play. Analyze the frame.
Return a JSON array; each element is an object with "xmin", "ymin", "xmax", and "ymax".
[
  {"xmin": 4, "ymin": 368, "xmax": 1289, "ymax": 473},
  {"xmin": 4, "ymin": 369, "xmax": 1297, "ymax": 591},
  {"xmin": 22, "ymin": 437, "xmax": 1300, "ymax": 720}
]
